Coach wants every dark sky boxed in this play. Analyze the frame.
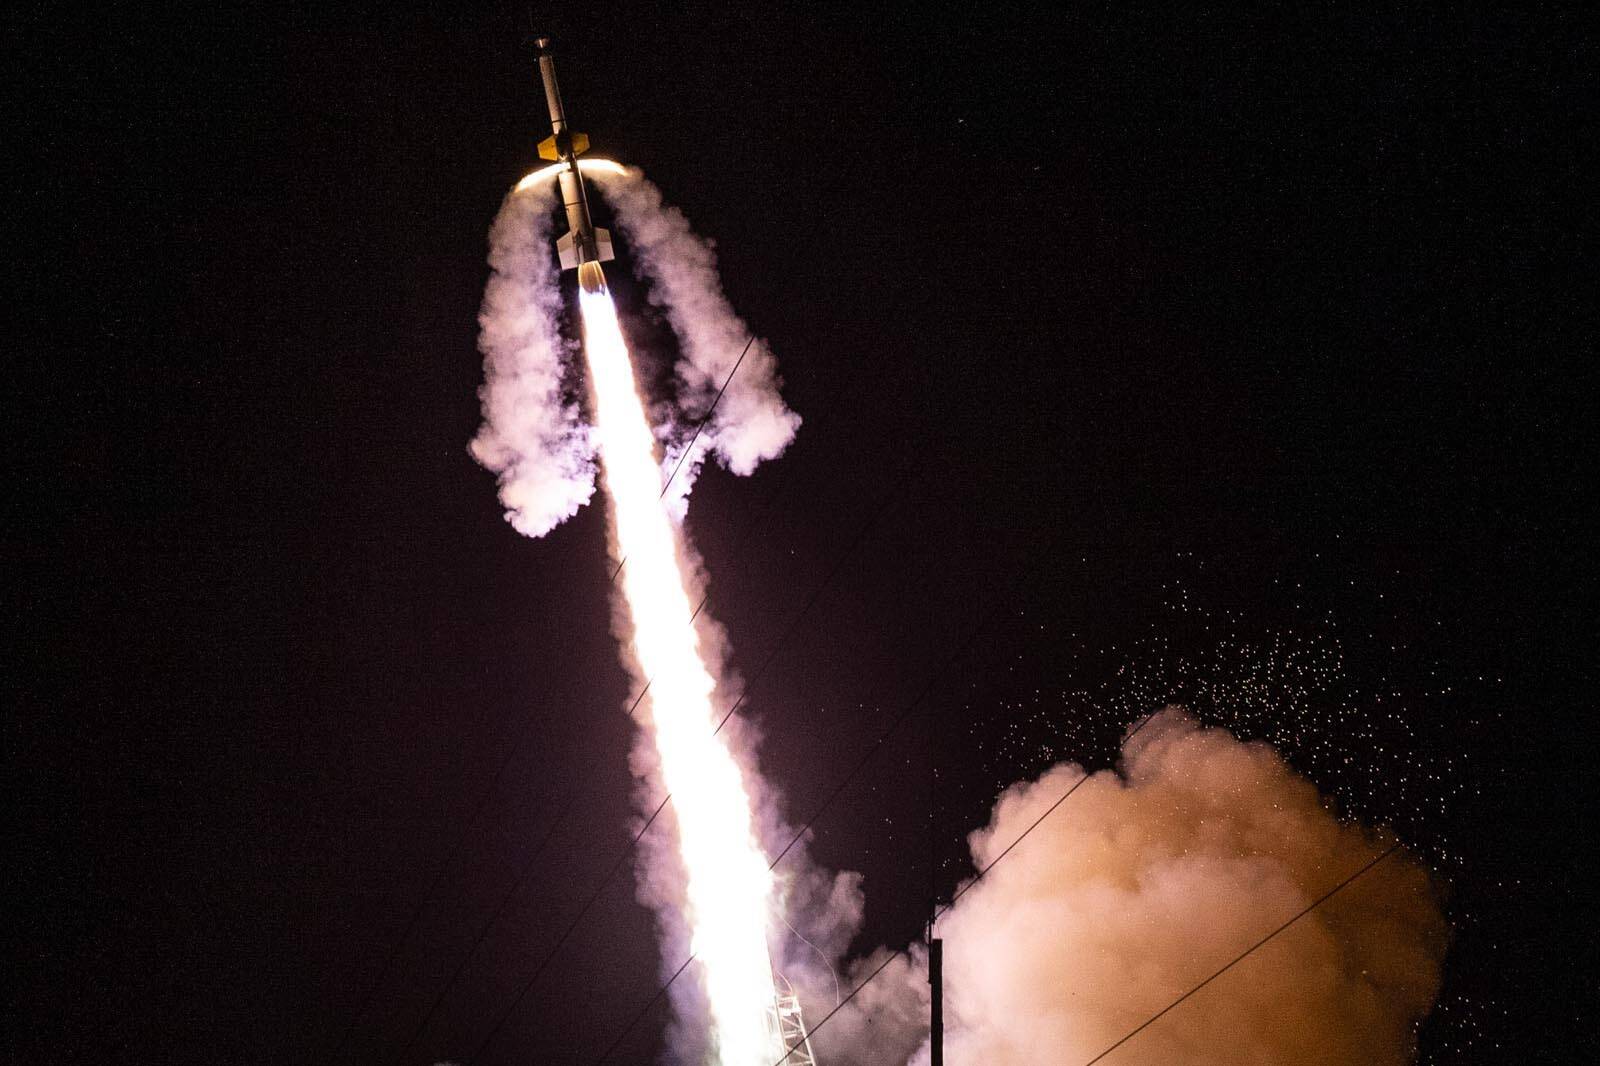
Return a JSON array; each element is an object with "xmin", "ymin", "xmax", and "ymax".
[{"xmin": 8, "ymin": 5, "xmax": 1587, "ymax": 1065}]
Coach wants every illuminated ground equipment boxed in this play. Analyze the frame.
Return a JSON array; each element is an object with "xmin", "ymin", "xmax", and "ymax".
[{"xmin": 768, "ymin": 975, "xmax": 820, "ymax": 1066}]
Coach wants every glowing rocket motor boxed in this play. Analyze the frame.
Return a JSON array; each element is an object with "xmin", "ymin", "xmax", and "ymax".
[{"xmin": 536, "ymin": 37, "xmax": 614, "ymax": 293}]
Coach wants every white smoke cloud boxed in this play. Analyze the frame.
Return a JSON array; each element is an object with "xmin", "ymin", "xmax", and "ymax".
[
  {"xmin": 632, "ymin": 789, "xmax": 712, "ymax": 1066},
  {"xmin": 471, "ymin": 168, "xmax": 799, "ymax": 535},
  {"xmin": 593, "ymin": 168, "xmax": 802, "ymax": 493},
  {"xmin": 469, "ymin": 185, "xmax": 597, "ymax": 537},
  {"xmin": 803, "ymin": 708, "xmax": 1448, "ymax": 1066}
]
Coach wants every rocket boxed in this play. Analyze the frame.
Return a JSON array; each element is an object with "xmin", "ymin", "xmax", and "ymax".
[{"xmin": 535, "ymin": 37, "xmax": 614, "ymax": 294}]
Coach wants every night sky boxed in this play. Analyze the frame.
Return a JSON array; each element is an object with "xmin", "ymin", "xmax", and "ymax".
[{"xmin": 8, "ymin": 5, "xmax": 1587, "ymax": 1065}]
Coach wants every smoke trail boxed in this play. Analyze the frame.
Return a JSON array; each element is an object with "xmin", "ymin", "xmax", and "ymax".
[
  {"xmin": 806, "ymin": 709, "xmax": 1448, "ymax": 1066},
  {"xmin": 472, "ymin": 165, "xmax": 797, "ymax": 531},
  {"xmin": 472, "ymin": 162, "xmax": 810, "ymax": 1063},
  {"xmin": 592, "ymin": 167, "xmax": 802, "ymax": 503},
  {"xmin": 469, "ymin": 184, "xmax": 596, "ymax": 537},
  {"xmin": 578, "ymin": 286, "xmax": 781, "ymax": 1065}
]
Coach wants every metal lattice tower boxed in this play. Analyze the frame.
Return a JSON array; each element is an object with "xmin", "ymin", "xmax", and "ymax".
[{"xmin": 768, "ymin": 976, "xmax": 819, "ymax": 1066}]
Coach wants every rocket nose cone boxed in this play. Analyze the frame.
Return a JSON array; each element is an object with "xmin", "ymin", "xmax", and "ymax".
[{"xmin": 578, "ymin": 260, "xmax": 608, "ymax": 294}]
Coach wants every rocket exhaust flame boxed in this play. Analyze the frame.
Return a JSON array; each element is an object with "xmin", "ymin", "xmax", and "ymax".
[
  {"xmin": 577, "ymin": 285, "xmax": 781, "ymax": 1064},
  {"xmin": 578, "ymin": 260, "xmax": 607, "ymax": 295}
]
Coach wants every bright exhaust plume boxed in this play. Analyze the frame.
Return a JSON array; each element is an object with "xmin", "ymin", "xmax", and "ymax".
[
  {"xmin": 472, "ymin": 164, "xmax": 803, "ymax": 1063},
  {"xmin": 578, "ymin": 285, "xmax": 780, "ymax": 1064}
]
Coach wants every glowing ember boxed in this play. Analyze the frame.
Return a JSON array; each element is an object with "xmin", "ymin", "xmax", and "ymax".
[{"xmin": 578, "ymin": 283, "xmax": 780, "ymax": 1064}]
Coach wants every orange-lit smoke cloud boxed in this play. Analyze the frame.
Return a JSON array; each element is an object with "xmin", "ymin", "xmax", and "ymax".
[{"xmin": 810, "ymin": 709, "xmax": 1448, "ymax": 1066}]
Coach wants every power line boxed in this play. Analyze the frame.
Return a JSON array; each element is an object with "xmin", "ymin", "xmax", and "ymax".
[
  {"xmin": 382, "ymin": 338, "xmax": 891, "ymax": 1061},
  {"xmin": 597, "ymin": 322, "xmax": 885, "ymax": 724},
  {"xmin": 442, "ymin": 463, "xmax": 977, "ymax": 1065},
  {"xmin": 590, "ymin": 602, "xmax": 1004, "ymax": 1063},
  {"xmin": 771, "ymin": 949, "xmax": 903, "ymax": 1066},
  {"xmin": 319, "ymin": 697, "xmax": 563, "ymax": 1062},
  {"xmin": 351, "ymin": 260, "xmax": 892, "ymax": 1062},
  {"xmin": 766, "ymin": 604, "xmax": 998, "ymax": 872},
  {"xmin": 454, "ymin": 458, "xmax": 928, "ymax": 1058},
  {"xmin": 363, "ymin": 425, "xmax": 869, "ymax": 1059},
  {"xmin": 592, "ymin": 951, "xmax": 698, "ymax": 1065},
  {"xmin": 936, "ymin": 710, "xmax": 1161, "ymax": 919},
  {"xmin": 660, "ymin": 335, "xmax": 756, "ymax": 499},
  {"xmin": 466, "ymin": 788, "xmax": 673, "ymax": 1065},
  {"xmin": 613, "ymin": 334, "xmax": 756, "ymax": 581},
  {"xmin": 577, "ymin": 584, "xmax": 1397, "ymax": 1065},
  {"xmin": 763, "ymin": 842, "xmax": 1402, "ymax": 1066},
  {"xmin": 711, "ymin": 351, "xmax": 875, "ymax": 566},
  {"xmin": 634, "ymin": 334, "xmax": 882, "ymax": 613},
  {"xmin": 385, "ymin": 790, "xmax": 578, "ymax": 1065},
  {"xmin": 711, "ymin": 463, "xmax": 924, "ymax": 739},
  {"xmin": 1077, "ymin": 842, "xmax": 1401, "ymax": 1066},
  {"xmin": 594, "ymin": 692, "xmax": 1152, "ymax": 1062},
  {"xmin": 385, "ymin": 451, "xmax": 921, "ymax": 1064}
]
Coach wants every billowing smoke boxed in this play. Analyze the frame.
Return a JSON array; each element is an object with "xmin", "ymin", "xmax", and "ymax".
[
  {"xmin": 470, "ymin": 166, "xmax": 800, "ymax": 535},
  {"xmin": 592, "ymin": 167, "xmax": 801, "ymax": 503},
  {"xmin": 472, "ymin": 162, "xmax": 809, "ymax": 1064},
  {"xmin": 803, "ymin": 709, "xmax": 1448, "ymax": 1066},
  {"xmin": 469, "ymin": 183, "xmax": 597, "ymax": 537}
]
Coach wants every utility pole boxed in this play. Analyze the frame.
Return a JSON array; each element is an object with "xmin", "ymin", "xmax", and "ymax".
[
  {"xmin": 928, "ymin": 920, "xmax": 944, "ymax": 1066},
  {"xmin": 928, "ymin": 673, "xmax": 944, "ymax": 1066}
]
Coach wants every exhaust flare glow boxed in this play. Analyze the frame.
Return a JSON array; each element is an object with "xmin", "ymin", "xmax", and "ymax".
[{"xmin": 514, "ymin": 157, "xmax": 628, "ymax": 194}]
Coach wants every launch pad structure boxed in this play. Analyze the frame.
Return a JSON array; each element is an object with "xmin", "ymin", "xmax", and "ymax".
[{"xmin": 769, "ymin": 977, "xmax": 819, "ymax": 1066}]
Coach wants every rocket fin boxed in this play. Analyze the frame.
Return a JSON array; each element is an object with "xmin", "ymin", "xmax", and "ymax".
[
  {"xmin": 555, "ymin": 229, "xmax": 615, "ymax": 272},
  {"xmin": 538, "ymin": 132, "xmax": 590, "ymax": 161}
]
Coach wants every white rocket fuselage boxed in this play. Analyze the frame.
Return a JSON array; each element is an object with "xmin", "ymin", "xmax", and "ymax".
[{"xmin": 535, "ymin": 37, "xmax": 613, "ymax": 292}]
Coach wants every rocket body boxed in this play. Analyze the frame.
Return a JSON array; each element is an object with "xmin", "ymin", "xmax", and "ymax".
[{"xmin": 536, "ymin": 37, "xmax": 613, "ymax": 292}]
